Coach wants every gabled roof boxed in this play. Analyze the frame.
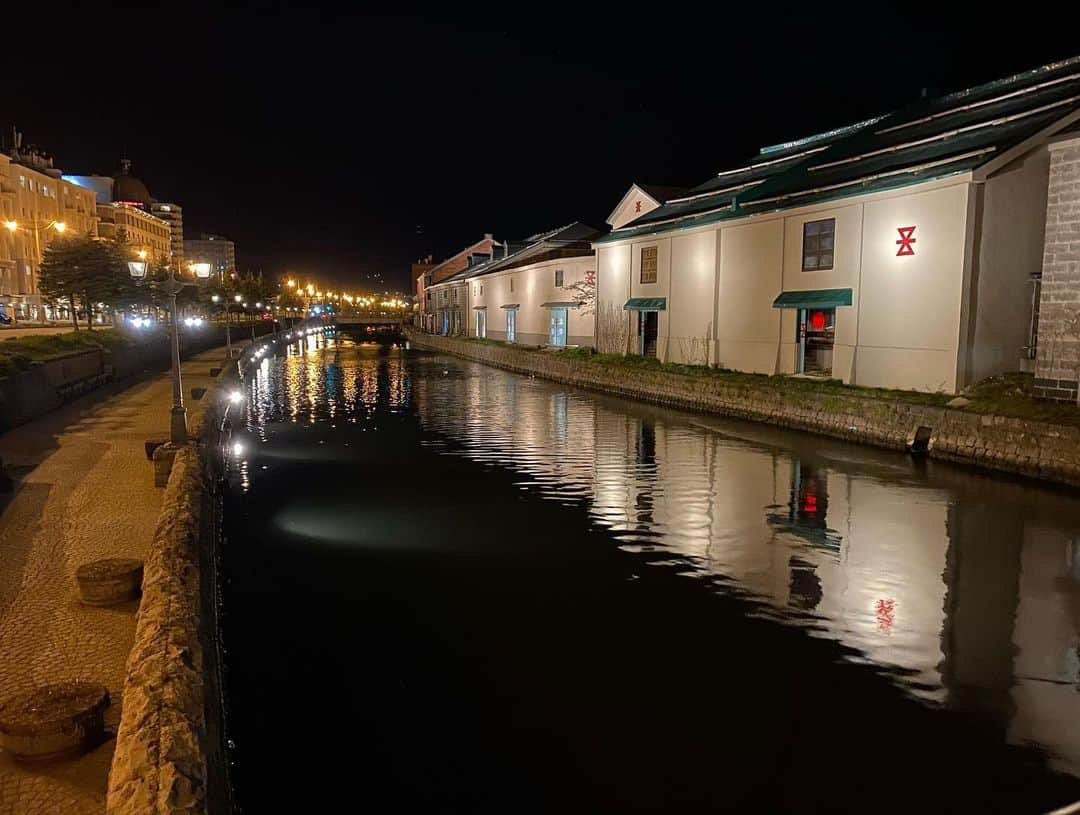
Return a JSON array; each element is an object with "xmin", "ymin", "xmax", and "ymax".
[
  {"xmin": 601, "ymin": 56, "xmax": 1080, "ymax": 243},
  {"xmin": 426, "ymin": 234, "xmax": 498, "ymax": 282},
  {"xmin": 432, "ymin": 222, "xmax": 604, "ymax": 286}
]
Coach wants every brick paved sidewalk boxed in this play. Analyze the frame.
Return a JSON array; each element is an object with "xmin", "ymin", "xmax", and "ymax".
[{"xmin": 0, "ymin": 347, "xmax": 231, "ymax": 814}]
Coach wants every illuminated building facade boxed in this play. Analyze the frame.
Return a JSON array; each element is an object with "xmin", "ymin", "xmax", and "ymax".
[
  {"xmin": 419, "ymin": 234, "xmax": 499, "ymax": 334},
  {"xmin": 1, "ymin": 142, "xmax": 99, "ymax": 320},
  {"xmin": 96, "ymin": 203, "xmax": 171, "ymax": 259},
  {"xmin": 596, "ymin": 58, "xmax": 1080, "ymax": 394},
  {"xmin": 183, "ymin": 233, "xmax": 235, "ymax": 279},
  {"xmin": 151, "ymin": 202, "xmax": 184, "ymax": 263}
]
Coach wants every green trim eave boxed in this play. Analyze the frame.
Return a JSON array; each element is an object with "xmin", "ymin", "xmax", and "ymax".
[
  {"xmin": 772, "ymin": 288, "xmax": 853, "ymax": 309},
  {"xmin": 624, "ymin": 297, "xmax": 667, "ymax": 311},
  {"xmin": 500, "ymin": 303, "xmax": 520, "ymax": 309},
  {"xmin": 540, "ymin": 301, "xmax": 582, "ymax": 309},
  {"xmin": 594, "ymin": 165, "xmax": 976, "ymax": 246}
]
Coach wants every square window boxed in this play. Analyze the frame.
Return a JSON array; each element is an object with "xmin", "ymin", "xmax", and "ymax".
[
  {"xmin": 554, "ymin": 269, "xmax": 564, "ymax": 287},
  {"xmin": 640, "ymin": 246, "xmax": 658, "ymax": 284},
  {"xmin": 802, "ymin": 219, "xmax": 835, "ymax": 271}
]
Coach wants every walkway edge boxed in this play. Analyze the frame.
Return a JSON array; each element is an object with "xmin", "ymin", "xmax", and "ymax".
[
  {"xmin": 407, "ymin": 331, "xmax": 1080, "ymax": 487},
  {"xmin": 105, "ymin": 442, "xmax": 208, "ymax": 814}
]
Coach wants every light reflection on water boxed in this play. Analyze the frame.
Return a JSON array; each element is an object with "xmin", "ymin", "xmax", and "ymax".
[{"xmin": 236, "ymin": 337, "xmax": 1080, "ymax": 777}]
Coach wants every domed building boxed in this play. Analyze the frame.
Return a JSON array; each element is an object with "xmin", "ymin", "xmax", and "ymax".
[
  {"xmin": 67, "ymin": 159, "xmax": 172, "ymax": 260},
  {"xmin": 112, "ymin": 159, "xmax": 153, "ymax": 209}
]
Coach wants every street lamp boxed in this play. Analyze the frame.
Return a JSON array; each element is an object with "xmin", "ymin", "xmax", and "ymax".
[
  {"xmin": 5, "ymin": 219, "xmax": 70, "ymax": 322},
  {"xmin": 127, "ymin": 257, "xmax": 212, "ymax": 443}
]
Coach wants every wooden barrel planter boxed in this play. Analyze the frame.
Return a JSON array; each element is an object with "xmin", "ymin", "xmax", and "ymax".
[
  {"xmin": 75, "ymin": 558, "xmax": 144, "ymax": 606},
  {"xmin": 0, "ymin": 681, "xmax": 110, "ymax": 761}
]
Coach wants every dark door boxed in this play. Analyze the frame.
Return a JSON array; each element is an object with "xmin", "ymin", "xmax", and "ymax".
[{"xmin": 638, "ymin": 311, "xmax": 659, "ymax": 358}]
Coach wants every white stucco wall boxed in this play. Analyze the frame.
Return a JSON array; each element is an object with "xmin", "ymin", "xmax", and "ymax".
[
  {"xmin": 855, "ymin": 183, "xmax": 970, "ymax": 392},
  {"xmin": 718, "ymin": 219, "xmax": 783, "ymax": 374},
  {"xmin": 668, "ymin": 231, "xmax": 718, "ymax": 365},
  {"xmin": 966, "ymin": 151, "xmax": 1050, "ymax": 385},
  {"xmin": 468, "ymin": 255, "xmax": 595, "ymax": 346}
]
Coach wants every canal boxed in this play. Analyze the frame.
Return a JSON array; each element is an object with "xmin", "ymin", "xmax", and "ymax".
[{"xmin": 220, "ymin": 329, "xmax": 1080, "ymax": 813}]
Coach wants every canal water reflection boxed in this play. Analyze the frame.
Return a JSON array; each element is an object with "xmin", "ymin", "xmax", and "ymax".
[{"xmin": 223, "ymin": 333, "xmax": 1080, "ymax": 813}]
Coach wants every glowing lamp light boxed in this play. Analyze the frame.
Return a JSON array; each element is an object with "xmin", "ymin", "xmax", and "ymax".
[
  {"xmin": 137, "ymin": 249, "xmax": 148, "ymax": 260},
  {"xmin": 3, "ymin": 220, "xmax": 16, "ymax": 232},
  {"xmin": 190, "ymin": 262, "xmax": 213, "ymax": 280},
  {"xmin": 232, "ymin": 442, "xmax": 244, "ymax": 456},
  {"xmin": 234, "ymin": 294, "xmax": 243, "ymax": 303},
  {"xmin": 212, "ymin": 294, "xmax": 221, "ymax": 303},
  {"xmin": 228, "ymin": 391, "xmax": 243, "ymax": 404},
  {"xmin": 127, "ymin": 260, "xmax": 148, "ymax": 279},
  {"xmin": 53, "ymin": 222, "xmax": 66, "ymax": 233}
]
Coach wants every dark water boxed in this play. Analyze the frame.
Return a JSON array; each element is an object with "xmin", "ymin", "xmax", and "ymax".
[{"xmin": 221, "ymin": 331, "xmax": 1080, "ymax": 813}]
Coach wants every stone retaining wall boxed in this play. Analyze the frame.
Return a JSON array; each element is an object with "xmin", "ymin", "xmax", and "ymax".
[
  {"xmin": 106, "ymin": 442, "xmax": 207, "ymax": 814},
  {"xmin": 0, "ymin": 324, "xmax": 274, "ymax": 433},
  {"xmin": 408, "ymin": 331, "xmax": 1080, "ymax": 487}
]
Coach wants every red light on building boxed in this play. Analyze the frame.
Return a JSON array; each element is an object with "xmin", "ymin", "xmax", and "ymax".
[
  {"xmin": 810, "ymin": 310, "xmax": 826, "ymax": 331},
  {"xmin": 802, "ymin": 494, "xmax": 818, "ymax": 513}
]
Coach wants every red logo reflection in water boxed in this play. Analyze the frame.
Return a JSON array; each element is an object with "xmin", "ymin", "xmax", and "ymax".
[
  {"xmin": 810, "ymin": 310, "xmax": 827, "ymax": 331},
  {"xmin": 802, "ymin": 494, "xmax": 818, "ymax": 513},
  {"xmin": 896, "ymin": 226, "xmax": 917, "ymax": 256},
  {"xmin": 875, "ymin": 598, "xmax": 896, "ymax": 633}
]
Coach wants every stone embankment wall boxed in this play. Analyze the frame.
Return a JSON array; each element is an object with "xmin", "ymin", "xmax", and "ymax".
[
  {"xmin": 408, "ymin": 332, "xmax": 1080, "ymax": 487},
  {"xmin": 106, "ymin": 442, "xmax": 208, "ymax": 814}
]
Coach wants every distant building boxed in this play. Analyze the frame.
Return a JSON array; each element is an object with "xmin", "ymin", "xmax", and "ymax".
[
  {"xmin": 410, "ymin": 255, "xmax": 434, "ymax": 325},
  {"xmin": 425, "ymin": 223, "xmax": 600, "ymax": 345},
  {"xmin": 183, "ymin": 233, "xmax": 235, "ymax": 279},
  {"xmin": 96, "ymin": 203, "xmax": 171, "ymax": 260},
  {"xmin": 150, "ymin": 202, "xmax": 183, "ymax": 263},
  {"xmin": 1, "ymin": 137, "xmax": 99, "ymax": 320},
  {"xmin": 419, "ymin": 234, "xmax": 499, "ymax": 333},
  {"xmin": 67, "ymin": 160, "xmax": 172, "ymax": 263}
]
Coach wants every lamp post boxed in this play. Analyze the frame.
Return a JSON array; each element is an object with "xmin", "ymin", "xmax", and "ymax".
[
  {"xmin": 5, "ymin": 218, "xmax": 68, "ymax": 322},
  {"xmin": 128, "ymin": 258, "xmax": 212, "ymax": 443}
]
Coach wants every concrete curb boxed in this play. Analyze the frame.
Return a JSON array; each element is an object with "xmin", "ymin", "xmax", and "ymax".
[
  {"xmin": 106, "ymin": 442, "xmax": 207, "ymax": 815},
  {"xmin": 408, "ymin": 331, "xmax": 1080, "ymax": 487}
]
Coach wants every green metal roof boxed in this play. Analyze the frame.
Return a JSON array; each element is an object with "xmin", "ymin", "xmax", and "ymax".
[
  {"xmin": 624, "ymin": 297, "xmax": 667, "ymax": 310},
  {"xmin": 772, "ymin": 288, "xmax": 853, "ymax": 309},
  {"xmin": 598, "ymin": 56, "xmax": 1080, "ymax": 245},
  {"xmin": 541, "ymin": 301, "xmax": 582, "ymax": 309},
  {"xmin": 472, "ymin": 304, "xmax": 487, "ymax": 310},
  {"xmin": 500, "ymin": 303, "xmax": 519, "ymax": 309}
]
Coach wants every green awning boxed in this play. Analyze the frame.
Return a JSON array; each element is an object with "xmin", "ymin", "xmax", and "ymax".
[
  {"xmin": 771, "ymin": 288, "xmax": 853, "ymax": 309},
  {"xmin": 623, "ymin": 297, "xmax": 667, "ymax": 311},
  {"xmin": 472, "ymin": 305, "xmax": 487, "ymax": 310},
  {"xmin": 541, "ymin": 301, "xmax": 582, "ymax": 309},
  {"xmin": 500, "ymin": 303, "xmax": 520, "ymax": 309}
]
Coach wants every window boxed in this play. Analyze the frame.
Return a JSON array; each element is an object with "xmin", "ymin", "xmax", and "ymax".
[
  {"xmin": 554, "ymin": 269, "xmax": 564, "ymax": 287},
  {"xmin": 509, "ymin": 277, "xmax": 514, "ymax": 293},
  {"xmin": 802, "ymin": 219, "xmax": 835, "ymax": 271},
  {"xmin": 640, "ymin": 246, "xmax": 658, "ymax": 284}
]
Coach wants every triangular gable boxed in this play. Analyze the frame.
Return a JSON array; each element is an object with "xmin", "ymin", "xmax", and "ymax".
[{"xmin": 606, "ymin": 184, "xmax": 662, "ymax": 230}]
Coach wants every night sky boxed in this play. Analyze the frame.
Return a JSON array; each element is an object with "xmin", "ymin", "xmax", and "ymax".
[{"xmin": 3, "ymin": 10, "xmax": 1074, "ymax": 290}]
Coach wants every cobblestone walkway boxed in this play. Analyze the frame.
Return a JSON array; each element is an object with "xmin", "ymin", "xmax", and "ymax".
[{"xmin": 0, "ymin": 347, "xmax": 229, "ymax": 814}]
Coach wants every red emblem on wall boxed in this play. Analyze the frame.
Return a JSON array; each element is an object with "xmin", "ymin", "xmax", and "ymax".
[
  {"xmin": 895, "ymin": 226, "xmax": 917, "ymax": 256},
  {"xmin": 875, "ymin": 598, "xmax": 896, "ymax": 633},
  {"xmin": 634, "ymin": 200, "xmax": 642, "ymax": 213}
]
